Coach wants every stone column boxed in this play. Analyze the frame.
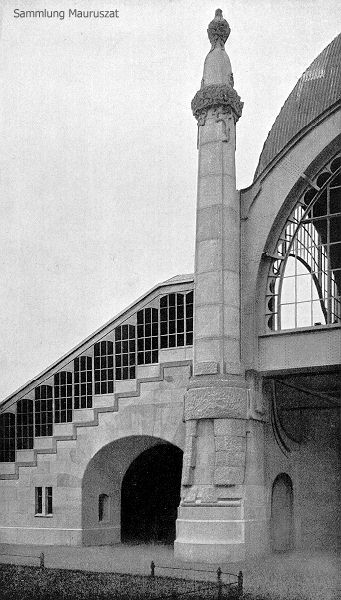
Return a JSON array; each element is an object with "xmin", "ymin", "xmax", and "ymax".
[{"xmin": 174, "ymin": 10, "xmax": 266, "ymax": 563}]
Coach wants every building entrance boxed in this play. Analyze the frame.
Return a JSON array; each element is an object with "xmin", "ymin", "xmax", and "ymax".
[{"xmin": 121, "ymin": 443, "xmax": 183, "ymax": 544}]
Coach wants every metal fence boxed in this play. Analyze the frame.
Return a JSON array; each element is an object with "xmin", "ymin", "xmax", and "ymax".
[{"xmin": 150, "ymin": 561, "xmax": 243, "ymax": 599}]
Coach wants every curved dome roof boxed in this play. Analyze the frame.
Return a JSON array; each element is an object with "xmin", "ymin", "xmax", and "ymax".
[{"xmin": 254, "ymin": 33, "xmax": 341, "ymax": 181}]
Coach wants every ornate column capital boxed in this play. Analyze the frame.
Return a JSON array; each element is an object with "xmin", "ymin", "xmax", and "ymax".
[{"xmin": 191, "ymin": 83, "xmax": 243, "ymax": 123}]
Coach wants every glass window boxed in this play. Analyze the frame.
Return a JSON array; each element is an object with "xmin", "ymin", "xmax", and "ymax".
[
  {"xmin": 54, "ymin": 372, "xmax": 73, "ymax": 423},
  {"xmin": 115, "ymin": 324, "xmax": 135, "ymax": 380},
  {"xmin": 266, "ymin": 157, "xmax": 341, "ymax": 331},
  {"xmin": 74, "ymin": 356, "xmax": 93, "ymax": 409},
  {"xmin": 35, "ymin": 487, "xmax": 43, "ymax": 514},
  {"xmin": 137, "ymin": 308, "xmax": 159, "ymax": 365},
  {"xmin": 35, "ymin": 385, "xmax": 53, "ymax": 437},
  {"xmin": 0, "ymin": 413, "xmax": 16, "ymax": 462},
  {"xmin": 46, "ymin": 487, "xmax": 53, "ymax": 514},
  {"xmin": 16, "ymin": 399, "xmax": 34, "ymax": 450},
  {"xmin": 94, "ymin": 341, "xmax": 114, "ymax": 394},
  {"xmin": 160, "ymin": 291, "xmax": 193, "ymax": 348}
]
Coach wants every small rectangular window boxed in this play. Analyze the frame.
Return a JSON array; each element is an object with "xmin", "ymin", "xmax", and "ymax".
[
  {"xmin": 35, "ymin": 486, "xmax": 53, "ymax": 516},
  {"xmin": 35, "ymin": 487, "xmax": 43, "ymax": 514},
  {"xmin": 45, "ymin": 487, "xmax": 53, "ymax": 514}
]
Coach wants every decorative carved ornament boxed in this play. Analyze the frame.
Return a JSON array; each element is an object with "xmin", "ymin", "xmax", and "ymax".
[
  {"xmin": 207, "ymin": 9, "xmax": 230, "ymax": 48},
  {"xmin": 191, "ymin": 84, "xmax": 243, "ymax": 123}
]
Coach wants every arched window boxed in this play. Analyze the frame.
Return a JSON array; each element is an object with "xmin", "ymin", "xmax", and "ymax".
[
  {"xmin": 266, "ymin": 154, "xmax": 341, "ymax": 331},
  {"xmin": 54, "ymin": 372, "xmax": 73, "ymax": 423},
  {"xmin": 137, "ymin": 308, "xmax": 158, "ymax": 365},
  {"xmin": 35, "ymin": 385, "xmax": 53, "ymax": 437},
  {"xmin": 74, "ymin": 356, "xmax": 93, "ymax": 409},
  {"xmin": 0, "ymin": 413, "xmax": 16, "ymax": 462},
  {"xmin": 160, "ymin": 291, "xmax": 193, "ymax": 348},
  {"xmin": 115, "ymin": 324, "xmax": 136, "ymax": 380},
  {"xmin": 16, "ymin": 399, "xmax": 34, "ymax": 450},
  {"xmin": 98, "ymin": 493, "xmax": 110, "ymax": 522},
  {"xmin": 94, "ymin": 341, "xmax": 114, "ymax": 394}
]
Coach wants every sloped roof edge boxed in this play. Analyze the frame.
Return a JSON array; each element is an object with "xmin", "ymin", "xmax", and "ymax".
[
  {"xmin": 0, "ymin": 274, "xmax": 194, "ymax": 410},
  {"xmin": 254, "ymin": 33, "xmax": 341, "ymax": 182}
]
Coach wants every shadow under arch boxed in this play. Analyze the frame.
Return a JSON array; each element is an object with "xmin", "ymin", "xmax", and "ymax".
[
  {"xmin": 81, "ymin": 435, "xmax": 183, "ymax": 546},
  {"xmin": 121, "ymin": 443, "xmax": 183, "ymax": 544},
  {"xmin": 271, "ymin": 473, "xmax": 294, "ymax": 552}
]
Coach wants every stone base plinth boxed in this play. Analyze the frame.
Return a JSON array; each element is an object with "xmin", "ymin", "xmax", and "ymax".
[
  {"xmin": 174, "ymin": 539, "xmax": 245, "ymax": 563},
  {"xmin": 174, "ymin": 504, "xmax": 245, "ymax": 563}
]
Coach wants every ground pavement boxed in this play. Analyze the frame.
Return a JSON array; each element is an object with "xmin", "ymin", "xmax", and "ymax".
[{"xmin": 0, "ymin": 542, "xmax": 340, "ymax": 599}]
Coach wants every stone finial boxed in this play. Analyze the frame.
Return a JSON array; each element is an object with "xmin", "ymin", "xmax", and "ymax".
[{"xmin": 207, "ymin": 9, "xmax": 231, "ymax": 48}]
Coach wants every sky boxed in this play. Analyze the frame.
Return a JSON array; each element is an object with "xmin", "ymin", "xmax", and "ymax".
[{"xmin": 0, "ymin": 0, "xmax": 340, "ymax": 400}]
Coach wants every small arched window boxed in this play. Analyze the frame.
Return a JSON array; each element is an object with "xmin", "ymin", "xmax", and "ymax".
[
  {"xmin": 0, "ymin": 413, "xmax": 16, "ymax": 462},
  {"xmin": 16, "ymin": 399, "xmax": 34, "ymax": 450},
  {"xmin": 266, "ymin": 154, "xmax": 341, "ymax": 331},
  {"xmin": 98, "ymin": 493, "xmax": 110, "ymax": 522}
]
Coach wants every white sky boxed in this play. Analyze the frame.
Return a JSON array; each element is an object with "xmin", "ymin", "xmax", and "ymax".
[{"xmin": 0, "ymin": 0, "xmax": 340, "ymax": 400}]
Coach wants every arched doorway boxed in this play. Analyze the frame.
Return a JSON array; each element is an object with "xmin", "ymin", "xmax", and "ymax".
[
  {"xmin": 271, "ymin": 473, "xmax": 294, "ymax": 552},
  {"xmin": 121, "ymin": 443, "xmax": 183, "ymax": 544}
]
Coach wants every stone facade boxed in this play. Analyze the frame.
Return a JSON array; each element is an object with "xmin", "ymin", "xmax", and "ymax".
[{"xmin": 0, "ymin": 13, "xmax": 340, "ymax": 562}]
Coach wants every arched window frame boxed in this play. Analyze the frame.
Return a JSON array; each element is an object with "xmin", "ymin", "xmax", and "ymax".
[{"xmin": 265, "ymin": 154, "xmax": 341, "ymax": 332}]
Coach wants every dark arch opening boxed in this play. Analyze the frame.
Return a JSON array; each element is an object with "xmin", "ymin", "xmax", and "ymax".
[
  {"xmin": 271, "ymin": 473, "xmax": 294, "ymax": 552},
  {"xmin": 121, "ymin": 443, "xmax": 183, "ymax": 544}
]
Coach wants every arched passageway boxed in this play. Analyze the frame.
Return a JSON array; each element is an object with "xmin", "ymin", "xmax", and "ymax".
[
  {"xmin": 121, "ymin": 443, "xmax": 183, "ymax": 544},
  {"xmin": 271, "ymin": 473, "xmax": 294, "ymax": 552}
]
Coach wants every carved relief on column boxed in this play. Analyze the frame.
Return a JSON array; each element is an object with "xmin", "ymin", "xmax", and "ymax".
[
  {"xmin": 246, "ymin": 370, "xmax": 267, "ymax": 420},
  {"xmin": 181, "ymin": 420, "xmax": 198, "ymax": 486},
  {"xmin": 213, "ymin": 106, "xmax": 234, "ymax": 142},
  {"xmin": 213, "ymin": 419, "xmax": 246, "ymax": 485}
]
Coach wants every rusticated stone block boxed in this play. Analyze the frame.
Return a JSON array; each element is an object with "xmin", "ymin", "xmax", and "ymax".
[
  {"xmin": 214, "ymin": 466, "xmax": 244, "ymax": 485},
  {"xmin": 214, "ymin": 418, "xmax": 246, "ymax": 436},
  {"xmin": 215, "ymin": 435, "xmax": 246, "ymax": 453},
  {"xmin": 215, "ymin": 451, "xmax": 229, "ymax": 466},
  {"xmin": 194, "ymin": 361, "xmax": 219, "ymax": 376},
  {"xmin": 201, "ymin": 485, "xmax": 218, "ymax": 504}
]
